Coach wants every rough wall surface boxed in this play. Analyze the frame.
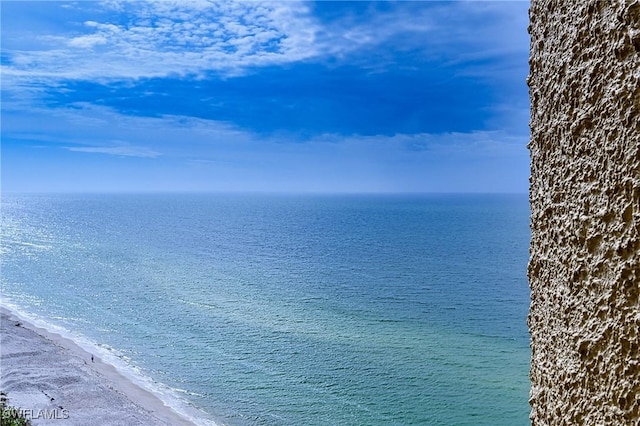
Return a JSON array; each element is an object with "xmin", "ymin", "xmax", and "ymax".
[{"xmin": 528, "ymin": 0, "xmax": 640, "ymax": 424}]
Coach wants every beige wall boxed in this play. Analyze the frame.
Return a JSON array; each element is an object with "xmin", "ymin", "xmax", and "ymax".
[{"xmin": 528, "ymin": 0, "xmax": 640, "ymax": 424}]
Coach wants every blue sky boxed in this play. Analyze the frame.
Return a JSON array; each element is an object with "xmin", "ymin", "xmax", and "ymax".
[{"xmin": 1, "ymin": 1, "xmax": 530, "ymax": 193}]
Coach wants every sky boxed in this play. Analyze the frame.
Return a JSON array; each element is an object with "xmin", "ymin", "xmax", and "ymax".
[{"xmin": 1, "ymin": 0, "xmax": 531, "ymax": 194}]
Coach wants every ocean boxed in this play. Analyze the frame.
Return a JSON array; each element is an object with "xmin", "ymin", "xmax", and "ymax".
[{"xmin": 1, "ymin": 193, "xmax": 531, "ymax": 425}]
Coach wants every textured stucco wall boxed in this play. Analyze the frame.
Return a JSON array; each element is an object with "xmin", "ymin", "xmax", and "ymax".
[{"xmin": 528, "ymin": 0, "xmax": 640, "ymax": 424}]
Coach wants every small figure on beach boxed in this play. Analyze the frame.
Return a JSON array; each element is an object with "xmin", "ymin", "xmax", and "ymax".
[{"xmin": 91, "ymin": 355, "xmax": 94, "ymax": 363}]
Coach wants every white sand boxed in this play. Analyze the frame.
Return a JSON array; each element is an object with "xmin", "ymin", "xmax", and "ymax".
[{"xmin": 0, "ymin": 308, "xmax": 200, "ymax": 425}]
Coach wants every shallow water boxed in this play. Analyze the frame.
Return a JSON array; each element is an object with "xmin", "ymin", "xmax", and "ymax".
[{"xmin": 1, "ymin": 193, "xmax": 531, "ymax": 425}]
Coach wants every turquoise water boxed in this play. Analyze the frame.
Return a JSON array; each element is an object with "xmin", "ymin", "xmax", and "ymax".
[{"xmin": 1, "ymin": 194, "xmax": 531, "ymax": 425}]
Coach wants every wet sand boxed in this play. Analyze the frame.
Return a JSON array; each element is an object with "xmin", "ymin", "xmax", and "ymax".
[{"xmin": 0, "ymin": 308, "xmax": 197, "ymax": 425}]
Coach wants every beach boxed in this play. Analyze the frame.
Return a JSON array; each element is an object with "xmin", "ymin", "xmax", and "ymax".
[{"xmin": 0, "ymin": 308, "xmax": 196, "ymax": 426}]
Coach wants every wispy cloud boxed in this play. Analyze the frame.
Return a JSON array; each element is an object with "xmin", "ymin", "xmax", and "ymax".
[
  {"xmin": 3, "ymin": 102, "xmax": 528, "ymax": 192},
  {"xmin": 7, "ymin": 102, "xmax": 528, "ymax": 157},
  {"xmin": 1, "ymin": 1, "xmax": 530, "ymax": 193},
  {"xmin": 2, "ymin": 0, "xmax": 321, "ymax": 84},
  {"xmin": 64, "ymin": 143, "xmax": 161, "ymax": 158},
  {"xmin": 1, "ymin": 1, "xmax": 528, "ymax": 86},
  {"xmin": 309, "ymin": 1, "xmax": 528, "ymax": 71}
]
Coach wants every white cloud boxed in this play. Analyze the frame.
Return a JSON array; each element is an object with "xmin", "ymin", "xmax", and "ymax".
[
  {"xmin": 1, "ymin": 0, "xmax": 322, "ymax": 83},
  {"xmin": 6, "ymin": 102, "xmax": 527, "ymax": 159},
  {"xmin": 68, "ymin": 33, "xmax": 108, "ymax": 49},
  {"xmin": 65, "ymin": 143, "xmax": 161, "ymax": 158},
  {"xmin": 315, "ymin": 1, "xmax": 529, "ymax": 72},
  {"xmin": 4, "ymin": 101, "xmax": 528, "ymax": 192},
  {"xmin": 1, "ymin": 0, "xmax": 528, "ymax": 86}
]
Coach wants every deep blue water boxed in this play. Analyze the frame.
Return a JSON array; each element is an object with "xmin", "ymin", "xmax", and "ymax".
[{"xmin": 1, "ymin": 193, "xmax": 531, "ymax": 425}]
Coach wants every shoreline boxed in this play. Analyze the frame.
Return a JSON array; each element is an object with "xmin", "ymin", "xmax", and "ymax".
[{"xmin": 0, "ymin": 306, "xmax": 212, "ymax": 425}]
